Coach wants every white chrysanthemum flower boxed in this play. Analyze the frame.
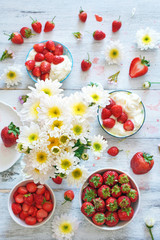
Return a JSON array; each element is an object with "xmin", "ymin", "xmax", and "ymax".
[
  {"xmin": 16, "ymin": 142, "xmax": 29, "ymax": 153},
  {"xmin": 52, "ymin": 214, "xmax": 80, "ymax": 240},
  {"xmin": 105, "ymin": 40, "xmax": 124, "ymax": 65},
  {"xmin": 56, "ymin": 152, "xmax": 79, "ymax": 174},
  {"xmin": 45, "ymin": 118, "xmax": 70, "ymax": 138},
  {"xmin": 91, "ymin": 135, "xmax": 108, "ymax": 157},
  {"xmin": 145, "ymin": 216, "xmax": 155, "ymax": 228},
  {"xmin": 67, "ymin": 165, "xmax": 88, "ymax": 187},
  {"xmin": 136, "ymin": 27, "xmax": 160, "ymax": 50},
  {"xmin": 82, "ymin": 84, "xmax": 109, "ymax": 106},
  {"xmin": 0, "ymin": 65, "xmax": 22, "ymax": 88},
  {"xmin": 28, "ymin": 79, "xmax": 63, "ymax": 97}
]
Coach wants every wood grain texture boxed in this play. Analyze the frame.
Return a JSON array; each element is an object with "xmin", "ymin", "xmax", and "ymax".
[{"xmin": 0, "ymin": 0, "xmax": 160, "ymax": 239}]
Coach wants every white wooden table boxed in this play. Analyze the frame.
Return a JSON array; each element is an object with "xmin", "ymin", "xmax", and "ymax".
[{"xmin": 0, "ymin": 0, "xmax": 160, "ymax": 239}]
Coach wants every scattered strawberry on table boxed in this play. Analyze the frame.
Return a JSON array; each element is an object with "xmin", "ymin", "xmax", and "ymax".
[
  {"xmin": 44, "ymin": 17, "xmax": 56, "ymax": 32},
  {"xmin": 112, "ymin": 17, "xmax": 122, "ymax": 32},
  {"xmin": 12, "ymin": 182, "xmax": 54, "ymax": 225},
  {"xmin": 131, "ymin": 152, "xmax": 154, "ymax": 174},
  {"xmin": 81, "ymin": 53, "xmax": 92, "ymax": 71},
  {"xmin": 93, "ymin": 30, "xmax": 106, "ymax": 40},
  {"xmin": 7, "ymin": 32, "xmax": 24, "ymax": 44},
  {"xmin": 81, "ymin": 170, "xmax": 138, "ymax": 227},
  {"xmin": 79, "ymin": 7, "xmax": 87, "ymax": 22},
  {"xmin": 1, "ymin": 122, "xmax": 19, "ymax": 147},
  {"xmin": 30, "ymin": 17, "xmax": 42, "ymax": 33},
  {"xmin": 95, "ymin": 14, "xmax": 103, "ymax": 22},
  {"xmin": 20, "ymin": 27, "xmax": 35, "ymax": 38},
  {"xmin": 62, "ymin": 190, "xmax": 74, "ymax": 204},
  {"xmin": 52, "ymin": 176, "xmax": 63, "ymax": 184},
  {"xmin": 129, "ymin": 57, "xmax": 150, "ymax": 78},
  {"xmin": 107, "ymin": 146, "xmax": 122, "ymax": 156}
]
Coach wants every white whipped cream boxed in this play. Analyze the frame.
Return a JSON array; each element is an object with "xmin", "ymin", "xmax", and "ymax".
[
  {"xmin": 27, "ymin": 49, "xmax": 72, "ymax": 81},
  {"xmin": 103, "ymin": 91, "xmax": 145, "ymax": 137}
]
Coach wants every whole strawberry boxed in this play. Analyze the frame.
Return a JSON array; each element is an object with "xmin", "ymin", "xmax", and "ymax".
[
  {"xmin": 20, "ymin": 27, "xmax": 34, "ymax": 38},
  {"xmin": 117, "ymin": 112, "xmax": 128, "ymax": 124},
  {"xmin": 103, "ymin": 118, "xmax": 115, "ymax": 129},
  {"xmin": 52, "ymin": 56, "xmax": 64, "ymax": 65},
  {"xmin": 92, "ymin": 213, "xmax": 106, "ymax": 226},
  {"xmin": 93, "ymin": 197, "xmax": 105, "ymax": 212},
  {"xmin": 81, "ymin": 202, "xmax": 95, "ymax": 217},
  {"xmin": 111, "ymin": 105, "xmax": 122, "ymax": 118},
  {"xmin": 52, "ymin": 176, "xmax": 63, "ymax": 184},
  {"xmin": 89, "ymin": 173, "xmax": 103, "ymax": 188},
  {"xmin": 40, "ymin": 61, "xmax": 51, "ymax": 74},
  {"xmin": 79, "ymin": 7, "xmax": 87, "ymax": 22},
  {"xmin": 33, "ymin": 43, "xmax": 45, "ymax": 53},
  {"xmin": 118, "ymin": 173, "xmax": 130, "ymax": 184},
  {"xmin": 118, "ymin": 207, "xmax": 134, "ymax": 221},
  {"xmin": 62, "ymin": 190, "xmax": 74, "ymax": 204},
  {"xmin": 117, "ymin": 196, "xmax": 131, "ymax": 208},
  {"xmin": 31, "ymin": 17, "xmax": 42, "ymax": 33},
  {"xmin": 44, "ymin": 17, "xmax": 56, "ymax": 32},
  {"xmin": 7, "ymin": 32, "xmax": 24, "ymax": 44},
  {"xmin": 25, "ymin": 60, "xmax": 35, "ymax": 71},
  {"xmin": 32, "ymin": 66, "xmax": 41, "ymax": 77},
  {"xmin": 127, "ymin": 189, "xmax": 138, "ymax": 202},
  {"xmin": 1, "ymin": 122, "xmax": 20, "ymax": 147},
  {"xmin": 106, "ymin": 197, "xmax": 118, "ymax": 212},
  {"xmin": 98, "ymin": 185, "xmax": 111, "ymax": 199},
  {"xmin": 112, "ymin": 17, "xmax": 122, "ymax": 32},
  {"xmin": 131, "ymin": 152, "xmax": 154, "ymax": 174},
  {"xmin": 81, "ymin": 54, "xmax": 92, "ymax": 71},
  {"xmin": 105, "ymin": 212, "xmax": 119, "ymax": 227},
  {"xmin": 107, "ymin": 146, "xmax": 121, "ymax": 156},
  {"xmin": 82, "ymin": 186, "xmax": 97, "ymax": 202},
  {"xmin": 123, "ymin": 120, "xmax": 134, "ymax": 131},
  {"xmin": 121, "ymin": 183, "xmax": 131, "ymax": 194},
  {"xmin": 54, "ymin": 44, "xmax": 63, "ymax": 55},
  {"xmin": 101, "ymin": 108, "xmax": 112, "ymax": 120},
  {"xmin": 93, "ymin": 30, "xmax": 106, "ymax": 40},
  {"xmin": 103, "ymin": 171, "xmax": 118, "ymax": 186},
  {"xmin": 111, "ymin": 184, "xmax": 121, "ymax": 198}
]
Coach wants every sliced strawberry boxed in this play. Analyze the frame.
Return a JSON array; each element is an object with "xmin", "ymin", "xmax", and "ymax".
[
  {"xmin": 19, "ymin": 211, "xmax": 29, "ymax": 220},
  {"xmin": 15, "ymin": 194, "xmax": 24, "ymax": 204},
  {"xmin": 43, "ymin": 202, "xmax": 53, "ymax": 212},
  {"xmin": 36, "ymin": 204, "xmax": 43, "ymax": 209},
  {"xmin": 45, "ymin": 52, "xmax": 54, "ymax": 63},
  {"xmin": 17, "ymin": 186, "xmax": 28, "ymax": 195},
  {"xmin": 123, "ymin": 120, "xmax": 134, "ymax": 131},
  {"xmin": 36, "ymin": 209, "xmax": 48, "ymax": 219},
  {"xmin": 117, "ymin": 112, "xmax": 128, "ymax": 123},
  {"xmin": 24, "ymin": 193, "xmax": 34, "ymax": 205},
  {"xmin": 26, "ymin": 182, "xmax": 37, "ymax": 193},
  {"xmin": 25, "ymin": 60, "xmax": 35, "ymax": 71},
  {"xmin": 52, "ymin": 56, "xmax": 64, "ymax": 65},
  {"xmin": 32, "ymin": 66, "xmax": 41, "ymax": 77},
  {"xmin": 111, "ymin": 105, "xmax": 122, "ymax": 118},
  {"xmin": 34, "ymin": 194, "xmax": 45, "ymax": 205},
  {"xmin": 44, "ymin": 190, "xmax": 50, "ymax": 201},
  {"xmin": 37, "ymin": 218, "xmax": 43, "ymax": 223},
  {"xmin": 12, "ymin": 203, "xmax": 21, "ymax": 215},
  {"xmin": 40, "ymin": 61, "xmax": 51, "ymax": 73},
  {"xmin": 25, "ymin": 216, "xmax": 37, "ymax": 225},
  {"xmin": 54, "ymin": 44, "xmax": 63, "ymax": 55},
  {"xmin": 40, "ymin": 73, "xmax": 49, "ymax": 81},
  {"xmin": 22, "ymin": 203, "xmax": 30, "ymax": 212},
  {"xmin": 33, "ymin": 43, "xmax": 45, "ymax": 53},
  {"xmin": 36, "ymin": 185, "xmax": 46, "ymax": 195},
  {"xmin": 129, "ymin": 57, "xmax": 150, "ymax": 78},
  {"xmin": 101, "ymin": 108, "xmax": 112, "ymax": 120},
  {"xmin": 35, "ymin": 53, "xmax": 45, "ymax": 62},
  {"xmin": 28, "ymin": 206, "xmax": 35, "ymax": 215},
  {"xmin": 103, "ymin": 118, "xmax": 115, "ymax": 128}
]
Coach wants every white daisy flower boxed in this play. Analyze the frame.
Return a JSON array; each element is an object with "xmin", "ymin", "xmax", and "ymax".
[
  {"xmin": 67, "ymin": 165, "xmax": 88, "ymax": 187},
  {"xmin": 51, "ymin": 146, "xmax": 61, "ymax": 155},
  {"xmin": 56, "ymin": 152, "xmax": 79, "ymax": 175},
  {"xmin": 52, "ymin": 214, "xmax": 80, "ymax": 240},
  {"xmin": 136, "ymin": 27, "xmax": 160, "ymax": 50},
  {"xmin": 91, "ymin": 135, "xmax": 108, "ymax": 157},
  {"xmin": 16, "ymin": 142, "xmax": 29, "ymax": 154},
  {"xmin": 0, "ymin": 65, "xmax": 22, "ymax": 88},
  {"xmin": 105, "ymin": 40, "xmax": 124, "ymax": 65},
  {"xmin": 45, "ymin": 118, "xmax": 70, "ymax": 138},
  {"xmin": 145, "ymin": 216, "xmax": 155, "ymax": 228}
]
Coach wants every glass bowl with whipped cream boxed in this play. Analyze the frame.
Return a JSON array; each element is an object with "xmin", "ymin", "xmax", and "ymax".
[
  {"xmin": 98, "ymin": 90, "xmax": 145, "ymax": 138},
  {"xmin": 25, "ymin": 40, "xmax": 73, "ymax": 83}
]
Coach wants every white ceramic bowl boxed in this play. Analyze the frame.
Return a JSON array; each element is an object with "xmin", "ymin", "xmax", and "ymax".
[
  {"xmin": 8, "ymin": 180, "xmax": 56, "ymax": 228},
  {"xmin": 79, "ymin": 168, "xmax": 140, "ymax": 230}
]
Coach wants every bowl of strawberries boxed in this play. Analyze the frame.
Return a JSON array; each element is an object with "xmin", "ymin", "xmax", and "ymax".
[
  {"xmin": 8, "ymin": 180, "xmax": 56, "ymax": 228},
  {"xmin": 98, "ymin": 90, "xmax": 145, "ymax": 138},
  {"xmin": 25, "ymin": 40, "xmax": 73, "ymax": 83},
  {"xmin": 80, "ymin": 168, "xmax": 140, "ymax": 230}
]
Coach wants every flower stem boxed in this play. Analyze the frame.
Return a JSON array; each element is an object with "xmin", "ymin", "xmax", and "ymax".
[
  {"xmin": 61, "ymin": 200, "xmax": 67, "ymax": 205},
  {"xmin": 149, "ymin": 227, "xmax": 154, "ymax": 240},
  {"xmin": 151, "ymin": 82, "xmax": 160, "ymax": 84}
]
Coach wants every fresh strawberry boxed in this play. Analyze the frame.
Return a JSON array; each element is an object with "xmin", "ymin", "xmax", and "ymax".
[
  {"xmin": 36, "ymin": 185, "xmax": 46, "ymax": 195},
  {"xmin": 32, "ymin": 66, "xmax": 41, "ymax": 77},
  {"xmin": 24, "ymin": 193, "xmax": 34, "ymax": 205},
  {"xmin": 19, "ymin": 211, "xmax": 29, "ymax": 220},
  {"xmin": 111, "ymin": 105, "xmax": 122, "ymax": 118},
  {"xmin": 54, "ymin": 44, "xmax": 63, "ymax": 55},
  {"xmin": 118, "ymin": 207, "xmax": 134, "ymax": 221},
  {"xmin": 101, "ymin": 108, "xmax": 112, "ymax": 120},
  {"xmin": 105, "ymin": 212, "xmax": 119, "ymax": 227},
  {"xmin": 111, "ymin": 184, "xmax": 121, "ymax": 198},
  {"xmin": 46, "ymin": 40, "xmax": 55, "ymax": 51},
  {"xmin": 15, "ymin": 194, "xmax": 24, "ymax": 204},
  {"xmin": 117, "ymin": 112, "xmax": 128, "ymax": 123},
  {"xmin": 33, "ymin": 43, "xmax": 45, "ymax": 53},
  {"xmin": 36, "ymin": 209, "xmax": 48, "ymax": 219},
  {"xmin": 45, "ymin": 52, "xmax": 54, "ymax": 63},
  {"xmin": 43, "ymin": 202, "xmax": 53, "ymax": 212},
  {"xmin": 40, "ymin": 61, "xmax": 51, "ymax": 73},
  {"xmin": 121, "ymin": 183, "xmax": 131, "ymax": 194},
  {"xmin": 13, "ymin": 190, "xmax": 19, "ymax": 200},
  {"xmin": 93, "ymin": 198, "xmax": 105, "ymax": 212},
  {"xmin": 52, "ymin": 176, "xmax": 63, "ymax": 184},
  {"xmin": 103, "ymin": 118, "xmax": 115, "ymax": 129},
  {"xmin": 44, "ymin": 17, "xmax": 56, "ymax": 32},
  {"xmin": 127, "ymin": 189, "xmax": 138, "ymax": 202},
  {"xmin": 82, "ymin": 186, "xmax": 97, "ymax": 202},
  {"xmin": 63, "ymin": 190, "xmax": 74, "ymax": 204},
  {"xmin": 92, "ymin": 213, "xmax": 106, "ymax": 226},
  {"xmin": 31, "ymin": 17, "xmax": 42, "ymax": 33},
  {"xmin": 93, "ymin": 30, "xmax": 106, "ymax": 40},
  {"xmin": 106, "ymin": 197, "xmax": 118, "ymax": 212},
  {"xmin": 25, "ymin": 216, "xmax": 37, "ymax": 225},
  {"xmin": 36, "ymin": 204, "xmax": 42, "ymax": 209},
  {"xmin": 28, "ymin": 206, "xmax": 35, "ymax": 215},
  {"xmin": 42, "ymin": 49, "xmax": 49, "ymax": 55},
  {"xmin": 123, "ymin": 120, "xmax": 134, "ymax": 131},
  {"xmin": 12, "ymin": 203, "xmax": 21, "ymax": 215},
  {"xmin": 31, "ymin": 207, "xmax": 38, "ymax": 217},
  {"xmin": 107, "ymin": 146, "xmax": 120, "ymax": 156},
  {"xmin": 89, "ymin": 173, "xmax": 103, "ymax": 188},
  {"xmin": 131, "ymin": 152, "xmax": 154, "ymax": 174},
  {"xmin": 81, "ymin": 54, "xmax": 92, "ymax": 71},
  {"xmin": 34, "ymin": 194, "xmax": 44, "ymax": 205},
  {"xmin": 20, "ymin": 27, "xmax": 34, "ymax": 38},
  {"xmin": 35, "ymin": 53, "xmax": 45, "ymax": 62},
  {"xmin": 22, "ymin": 203, "xmax": 30, "ymax": 212},
  {"xmin": 118, "ymin": 173, "xmax": 129, "ymax": 184},
  {"xmin": 117, "ymin": 196, "xmax": 131, "ymax": 208},
  {"xmin": 7, "ymin": 32, "xmax": 24, "ymax": 44},
  {"xmin": 112, "ymin": 17, "xmax": 122, "ymax": 32},
  {"xmin": 52, "ymin": 56, "xmax": 64, "ymax": 65},
  {"xmin": 17, "ymin": 186, "xmax": 28, "ymax": 195},
  {"xmin": 129, "ymin": 57, "xmax": 150, "ymax": 78},
  {"xmin": 79, "ymin": 8, "xmax": 87, "ymax": 22},
  {"xmin": 44, "ymin": 190, "xmax": 50, "ymax": 201},
  {"xmin": 37, "ymin": 218, "xmax": 43, "ymax": 223},
  {"xmin": 40, "ymin": 73, "xmax": 49, "ymax": 81},
  {"xmin": 81, "ymin": 202, "xmax": 95, "ymax": 217},
  {"xmin": 98, "ymin": 185, "xmax": 111, "ymax": 199},
  {"xmin": 95, "ymin": 14, "xmax": 103, "ymax": 22},
  {"xmin": 25, "ymin": 60, "xmax": 35, "ymax": 71},
  {"xmin": 26, "ymin": 182, "xmax": 37, "ymax": 193},
  {"xmin": 103, "ymin": 171, "xmax": 118, "ymax": 186},
  {"xmin": 1, "ymin": 122, "xmax": 19, "ymax": 147},
  {"xmin": 106, "ymin": 98, "xmax": 116, "ymax": 109}
]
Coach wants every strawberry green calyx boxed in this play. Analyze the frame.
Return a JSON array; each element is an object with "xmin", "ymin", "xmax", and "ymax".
[
  {"xmin": 105, "ymin": 174, "xmax": 115, "ymax": 185},
  {"xmin": 122, "ymin": 207, "xmax": 132, "ymax": 216},
  {"xmin": 119, "ymin": 174, "xmax": 129, "ymax": 184},
  {"xmin": 122, "ymin": 184, "xmax": 130, "ymax": 192},
  {"xmin": 93, "ymin": 198, "xmax": 102, "ymax": 209},
  {"xmin": 143, "ymin": 153, "xmax": 153, "ymax": 164},
  {"xmin": 119, "ymin": 198, "xmax": 129, "ymax": 208},
  {"xmin": 8, "ymin": 122, "xmax": 20, "ymax": 136},
  {"xmin": 24, "ymin": 193, "xmax": 31, "ymax": 198},
  {"xmin": 95, "ymin": 213, "xmax": 106, "ymax": 223},
  {"xmin": 42, "ymin": 197, "xmax": 47, "ymax": 204},
  {"xmin": 109, "ymin": 200, "xmax": 118, "ymax": 211},
  {"xmin": 84, "ymin": 189, "xmax": 96, "ymax": 202},
  {"xmin": 73, "ymin": 32, "xmax": 82, "ymax": 39},
  {"xmin": 79, "ymin": 7, "xmax": 84, "ymax": 13},
  {"xmin": 112, "ymin": 184, "xmax": 120, "ymax": 195},
  {"xmin": 50, "ymin": 16, "xmax": 56, "ymax": 23},
  {"xmin": 24, "ymin": 29, "xmax": 34, "ymax": 38},
  {"xmin": 85, "ymin": 53, "xmax": 91, "ymax": 64},
  {"xmin": 102, "ymin": 188, "xmax": 110, "ymax": 198},
  {"xmin": 106, "ymin": 213, "xmax": 116, "ymax": 222},
  {"xmin": 90, "ymin": 176, "xmax": 101, "ymax": 187},
  {"xmin": 8, "ymin": 33, "xmax": 15, "ymax": 40},
  {"xmin": 128, "ymin": 189, "xmax": 136, "ymax": 199},
  {"xmin": 85, "ymin": 205, "xmax": 95, "ymax": 215},
  {"xmin": 141, "ymin": 57, "xmax": 150, "ymax": 67}
]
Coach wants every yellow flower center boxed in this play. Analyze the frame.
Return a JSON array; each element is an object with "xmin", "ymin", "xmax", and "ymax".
[
  {"xmin": 72, "ymin": 168, "xmax": 82, "ymax": 179},
  {"xmin": 36, "ymin": 152, "xmax": 47, "ymax": 164},
  {"xmin": 61, "ymin": 159, "xmax": 72, "ymax": 170},
  {"xmin": 72, "ymin": 125, "xmax": 83, "ymax": 135},
  {"xmin": 91, "ymin": 93, "xmax": 100, "ymax": 101},
  {"xmin": 59, "ymin": 222, "xmax": 72, "ymax": 234},
  {"xmin": 30, "ymin": 102, "xmax": 40, "ymax": 119},
  {"xmin": 60, "ymin": 135, "xmax": 69, "ymax": 144},
  {"xmin": 47, "ymin": 136, "xmax": 60, "ymax": 150},
  {"xmin": 51, "ymin": 146, "xmax": 61, "ymax": 155},
  {"xmin": 109, "ymin": 48, "xmax": 119, "ymax": 59},
  {"xmin": 48, "ymin": 106, "xmax": 61, "ymax": 118},
  {"xmin": 7, "ymin": 71, "xmax": 16, "ymax": 80},
  {"xmin": 93, "ymin": 142, "xmax": 102, "ymax": 152},
  {"xmin": 51, "ymin": 120, "xmax": 63, "ymax": 130},
  {"xmin": 142, "ymin": 35, "xmax": 151, "ymax": 44},
  {"xmin": 28, "ymin": 133, "xmax": 38, "ymax": 143},
  {"xmin": 34, "ymin": 168, "xmax": 40, "ymax": 174},
  {"xmin": 41, "ymin": 88, "xmax": 52, "ymax": 96},
  {"xmin": 72, "ymin": 102, "xmax": 87, "ymax": 116}
]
